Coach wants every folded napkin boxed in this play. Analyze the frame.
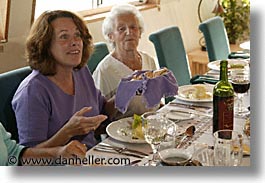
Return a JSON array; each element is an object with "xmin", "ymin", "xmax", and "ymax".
[
  {"xmin": 190, "ymin": 75, "xmax": 219, "ymax": 85},
  {"xmin": 115, "ymin": 70, "xmax": 178, "ymax": 114},
  {"xmin": 228, "ymin": 51, "xmax": 250, "ymax": 59}
]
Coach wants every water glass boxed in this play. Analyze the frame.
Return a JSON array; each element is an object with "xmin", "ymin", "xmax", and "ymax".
[
  {"xmin": 213, "ymin": 130, "xmax": 243, "ymax": 166},
  {"xmin": 192, "ymin": 143, "xmax": 213, "ymax": 166},
  {"xmin": 160, "ymin": 119, "xmax": 177, "ymax": 151}
]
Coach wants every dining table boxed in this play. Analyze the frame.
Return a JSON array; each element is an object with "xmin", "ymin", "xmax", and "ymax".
[{"xmin": 85, "ymin": 71, "xmax": 251, "ymax": 167}]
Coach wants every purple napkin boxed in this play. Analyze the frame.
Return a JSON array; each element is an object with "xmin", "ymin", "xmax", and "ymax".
[{"xmin": 115, "ymin": 70, "xmax": 178, "ymax": 113}]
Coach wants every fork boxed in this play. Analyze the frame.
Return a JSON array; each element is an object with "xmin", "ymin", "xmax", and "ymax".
[
  {"xmin": 98, "ymin": 143, "xmax": 149, "ymax": 156},
  {"xmin": 93, "ymin": 147, "xmax": 146, "ymax": 158}
]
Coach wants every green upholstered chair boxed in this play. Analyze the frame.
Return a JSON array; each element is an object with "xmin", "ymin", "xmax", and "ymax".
[
  {"xmin": 149, "ymin": 26, "xmax": 192, "ymax": 103},
  {"xmin": 199, "ymin": 16, "xmax": 249, "ymax": 62},
  {"xmin": 87, "ymin": 42, "xmax": 109, "ymax": 74},
  {"xmin": 149, "ymin": 26, "xmax": 218, "ymax": 90},
  {"xmin": 0, "ymin": 66, "xmax": 32, "ymax": 142},
  {"xmin": 199, "ymin": 16, "xmax": 230, "ymax": 62},
  {"xmin": 149, "ymin": 26, "xmax": 191, "ymax": 86}
]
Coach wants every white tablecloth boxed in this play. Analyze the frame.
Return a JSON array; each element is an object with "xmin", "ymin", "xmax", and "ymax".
[{"xmin": 86, "ymin": 91, "xmax": 250, "ymax": 166}]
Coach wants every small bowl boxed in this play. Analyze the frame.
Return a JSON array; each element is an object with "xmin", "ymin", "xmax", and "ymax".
[{"xmin": 159, "ymin": 148, "xmax": 192, "ymax": 166}]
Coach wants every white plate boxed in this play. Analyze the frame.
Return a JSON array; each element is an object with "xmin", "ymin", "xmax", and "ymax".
[
  {"xmin": 106, "ymin": 117, "xmax": 146, "ymax": 144},
  {"xmin": 165, "ymin": 110, "xmax": 194, "ymax": 122},
  {"xmin": 175, "ymin": 84, "xmax": 214, "ymax": 103},
  {"xmin": 207, "ymin": 59, "xmax": 249, "ymax": 71}
]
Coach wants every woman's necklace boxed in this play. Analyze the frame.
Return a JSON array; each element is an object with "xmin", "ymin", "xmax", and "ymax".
[
  {"xmin": 137, "ymin": 52, "xmax": 142, "ymax": 69},
  {"xmin": 129, "ymin": 53, "xmax": 142, "ymax": 71},
  {"xmin": 113, "ymin": 52, "xmax": 142, "ymax": 71}
]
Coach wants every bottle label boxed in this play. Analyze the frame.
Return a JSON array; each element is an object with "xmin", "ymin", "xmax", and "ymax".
[{"xmin": 213, "ymin": 96, "xmax": 234, "ymax": 133}]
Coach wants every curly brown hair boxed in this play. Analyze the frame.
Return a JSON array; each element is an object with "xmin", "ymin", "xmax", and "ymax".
[{"xmin": 26, "ymin": 10, "xmax": 93, "ymax": 75}]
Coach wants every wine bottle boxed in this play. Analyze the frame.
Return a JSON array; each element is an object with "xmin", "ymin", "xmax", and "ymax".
[{"xmin": 213, "ymin": 60, "xmax": 234, "ymax": 133}]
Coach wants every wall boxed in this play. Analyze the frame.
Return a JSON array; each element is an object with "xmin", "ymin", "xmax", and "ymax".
[
  {"xmin": 0, "ymin": 0, "xmax": 216, "ymax": 73},
  {"xmin": 0, "ymin": 0, "xmax": 33, "ymax": 73}
]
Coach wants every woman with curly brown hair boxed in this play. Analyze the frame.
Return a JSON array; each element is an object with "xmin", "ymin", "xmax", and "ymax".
[{"xmin": 12, "ymin": 10, "xmax": 116, "ymax": 150}]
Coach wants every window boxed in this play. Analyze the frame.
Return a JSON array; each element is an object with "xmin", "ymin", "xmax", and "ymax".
[
  {"xmin": 0, "ymin": 0, "xmax": 10, "ymax": 42},
  {"xmin": 34, "ymin": 0, "xmax": 149, "ymax": 20}
]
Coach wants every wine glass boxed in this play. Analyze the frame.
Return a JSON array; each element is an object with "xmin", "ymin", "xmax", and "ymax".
[
  {"xmin": 230, "ymin": 68, "xmax": 250, "ymax": 117},
  {"xmin": 160, "ymin": 119, "xmax": 177, "ymax": 151},
  {"xmin": 141, "ymin": 112, "xmax": 167, "ymax": 166}
]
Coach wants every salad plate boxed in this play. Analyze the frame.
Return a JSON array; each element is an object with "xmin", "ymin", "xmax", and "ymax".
[
  {"xmin": 175, "ymin": 84, "xmax": 214, "ymax": 103},
  {"xmin": 207, "ymin": 59, "xmax": 249, "ymax": 71},
  {"xmin": 106, "ymin": 117, "xmax": 146, "ymax": 144}
]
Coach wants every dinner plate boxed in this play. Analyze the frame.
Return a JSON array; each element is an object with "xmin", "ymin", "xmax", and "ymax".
[
  {"xmin": 207, "ymin": 59, "xmax": 249, "ymax": 71},
  {"xmin": 106, "ymin": 117, "xmax": 146, "ymax": 144},
  {"xmin": 175, "ymin": 84, "xmax": 214, "ymax": 103}
]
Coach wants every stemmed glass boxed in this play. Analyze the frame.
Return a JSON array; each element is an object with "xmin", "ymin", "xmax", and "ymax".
[
  {"xmin": 161, "ymin": 119, "xmax": 177, "ymax": 150},
  {"xmin": 230, "ymin": 68, "xmax": 250, "ymax": 117},
  {"xmin": 141, "ymin": 112, "xmax": 167, "ymax": 166}
]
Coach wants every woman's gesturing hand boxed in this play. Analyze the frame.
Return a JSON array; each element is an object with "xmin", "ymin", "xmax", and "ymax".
[{"xmin": 63, "ymin": 107, "xmax": 108, "ymax": 138}]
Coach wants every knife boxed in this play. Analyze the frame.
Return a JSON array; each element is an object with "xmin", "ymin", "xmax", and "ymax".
[
  {"xmin": 169, "ymin": 109, "xmax": 212, "ymax": 118},
  {"xmin": 169, "ymin": 102, "xmax": 212, "ymax": 110},
  {"xmin": 93, "ymin": 147, "xmax": 146, "ymax": 158},
  {"xmin": 98, "ymin": 143, "xmax": 149, "ymax": 156},
  {"xmin": 125, "ymin": 159, "xmax": 141, "ymax": 166}
]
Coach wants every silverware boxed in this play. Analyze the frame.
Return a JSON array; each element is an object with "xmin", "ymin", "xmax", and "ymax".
[
  {"xmin": 93, "ymin": 147, "xmax": 146, "ymax": 158},
  {"xmin": 125, "ymin": 159, "xmax": 141, "ymax": 166},
  {"xmin": 176, "ymin": 125, "xmax": 196, "ymax": 148},
  {"xmin": 169, "ymin": 109, "xmax": 212, "ymax": 118},
  {"xmin": 98, "ymin": 143, "xmax": 149, "ymax": 156},
  {"xmin": 169, "ymin": 102, "xmax": 212, "ymax": 110}
]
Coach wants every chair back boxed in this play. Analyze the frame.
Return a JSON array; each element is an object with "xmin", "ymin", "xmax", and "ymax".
[
  {"xmin": 149, "ymin": 26, "xmax": 191, "ymax": 86},
  {"xmin": 0, "ymin": 66, "xmax": 32, "ymax": 141},
  {"xmin": 87, "ymin": 42, "xmax": 109, "ymax": 73},
  {"xmin": 199, "ymin": 16, "xmax": 230, "ymax": 62}
]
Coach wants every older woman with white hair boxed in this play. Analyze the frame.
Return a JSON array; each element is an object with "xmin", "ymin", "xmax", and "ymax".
[{"xmin": 93, "ymin": 3, "xmax": 157, "ymax": 117}]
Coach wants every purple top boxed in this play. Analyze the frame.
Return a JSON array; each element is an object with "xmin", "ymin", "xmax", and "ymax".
[{"xmin": 12, "ymin": 66, "xmax": 106, "ymax": 149}]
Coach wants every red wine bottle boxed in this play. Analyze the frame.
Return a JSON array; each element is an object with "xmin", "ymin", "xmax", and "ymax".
[{"xmin": 213, "ymin": 60, "xmax": 234, "ymax": 133}]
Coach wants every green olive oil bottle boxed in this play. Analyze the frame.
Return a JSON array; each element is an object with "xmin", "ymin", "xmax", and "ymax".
[{"xmin": 213, "ymin": 60, "xmax": 234, "ymax": 133}]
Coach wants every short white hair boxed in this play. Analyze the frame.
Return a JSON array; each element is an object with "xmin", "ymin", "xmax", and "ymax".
[{"xmin": 102, "ymin": 3, "xmax": 145, "ymax": 49}]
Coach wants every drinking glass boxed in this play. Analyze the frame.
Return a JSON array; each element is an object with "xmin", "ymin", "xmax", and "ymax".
[
  {"xmin": 192, "ymin": 143, "xmax": 214, "ymax": 166},
  {"xmin": 230, "ymin": 68, "xmax": 250, "ymax": 116},
  {"xmin": 142, "ymin": 111, "xmax": 167, "ymax": 166},
  {"xmin": 213, "ymin": 130, "xmax": 243, "ymax": 166},
  {"xmin": 160, "ymin": 119, "xmax": 177, "ymax": 151}
]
